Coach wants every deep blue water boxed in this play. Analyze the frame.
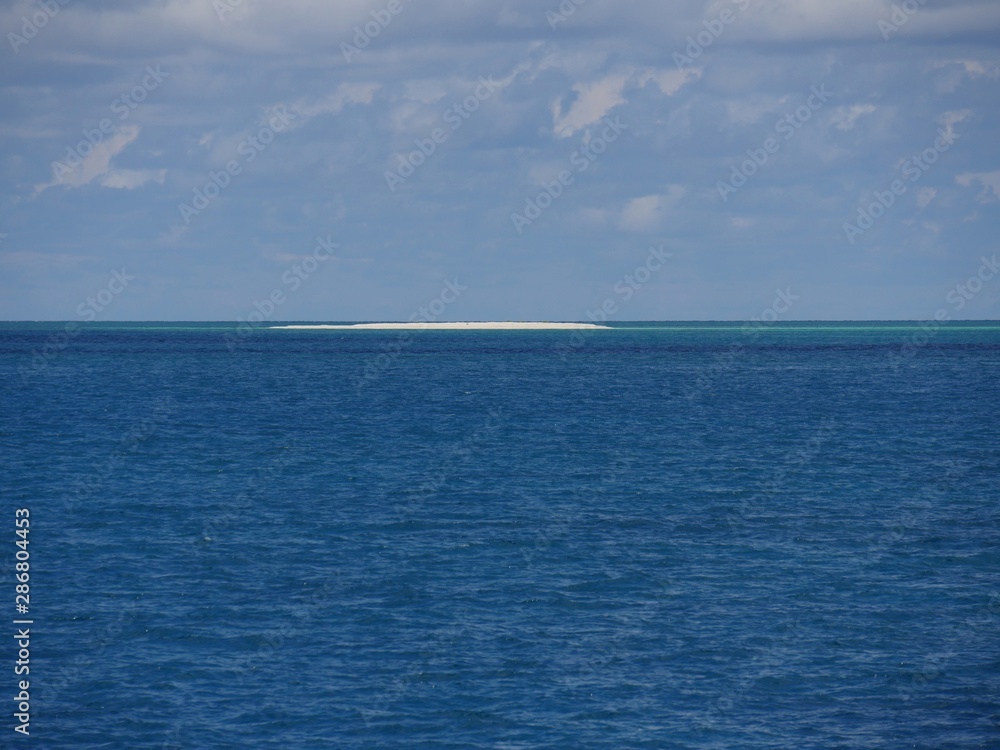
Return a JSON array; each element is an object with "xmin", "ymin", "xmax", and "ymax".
[{"xmin": 2, "ymin": 321, "xmax": 999, "ymax": 749}]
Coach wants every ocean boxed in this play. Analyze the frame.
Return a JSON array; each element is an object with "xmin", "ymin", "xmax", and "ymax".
[{"xmin": 2, "ymin": 321, "xmax": 999, "ymax": 748}]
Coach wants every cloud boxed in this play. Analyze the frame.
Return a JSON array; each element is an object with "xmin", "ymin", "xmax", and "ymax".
[
  {"xmin": 916, "ymin": 187, "xmax": 937, "ymax": 208},
  {"xmin": 33, "ymin": 125, "xmax": 142, "ymax": 196},
  {"xmin": 939, "ymin": 109, "xmax": 973, "ymax": 143},
  {"xmin": 292, "ymin": 83, "xmax": 381, "ymax": 120},
  {"xmin": 99, "ymin": 168, "xmax": 167, "ymax": 190},
  {"xmin": 721, "ymin": 0, "xmax": 1000, "ymax": 42},
  {"xmin": 552, "ymin": 67, "xmax": 697, "ymax": 137},
  {"xmin": 935, "ymin": 59, "xmax": 1000, "ymax": 79},
  {"xmin": 831, "ymin": 104, "xmax": 876, "ymax": 131},
  {"xmin": 3, "ymin": 0, "xmax": 1000, "ymax": 321},
  {"xmin": 635, "ymin": 67, "xmax": 701, "ymax": 97},
  {"xmin": 723, "ymin": 95, "xmax": 785, "ymax": 126},
  {"xmin": 618, "ymin": 187, "xmax": 686, "ymax": 232},
  {"xmin": 403, "ymin": 80, "xmax": 448, "ymax": 105},
  {"xmin": 552, "ymin": 73, "xmax": 631, "ymax": 138},
  {"xmin": 724, "ymin": 0, "xmax": 887, "ymax": 41},
  {"xmin": 955, "ymin": 171, "xmax": 1000, "ymax": 202}
]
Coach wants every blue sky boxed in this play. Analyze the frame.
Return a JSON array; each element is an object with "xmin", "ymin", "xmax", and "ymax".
[{"xmin": 1, "ymin": 0, "xmax": 999, "ymax": 321}]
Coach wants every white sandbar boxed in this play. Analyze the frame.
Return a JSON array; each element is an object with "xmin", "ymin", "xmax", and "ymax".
[{"xmin": 272, "ymin": 322, "xmax": 609, "ymax": 330}]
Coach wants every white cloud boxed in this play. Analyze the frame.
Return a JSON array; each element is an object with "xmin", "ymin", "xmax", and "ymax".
[
  {"xmin": 724, "ymin": 96, "xmax": 785, "ymax": 126},
  {"xmin": 935, "ymin": 59, "xmax": 1000, "ymax": 79},
  {"xmin": 831, "ymin": 104, "xmax": 876, "ymax": 131},
  {"xmin": 292, "ymin": 83, "xmax": 381, "ymax": 120},
  {"xmin": 33, "ymin": 125, "xmax": 142, "ymax": 196},
  {"xmin": 916, "ymin": 187, "xmax": 937, "ymax": 208},
  {"xmin": 403, "ymin": 80, "xmax": 448, "ymax": 105},
  {"xmin": 719, "ymin": 0, "xmax": 1000, "ymax": 42},
  {"xmin": 5, "ymin": 0, "xmax": 999, "ymax": 66},
  {"xmin": 552, "ymin": 73, "xmax": 630, "ymax": 138},
  {"xmin": 939, "ymin": 109, "xmax": 973, "ymax": 143},
  {"xmin": 956, "ymin": 171, "xmax": 1000, "ymax": 202},
  {"xmin": 100, "ymin": 168, "xmax": 167, "ymax": 190},
  {"xmin": 932, "ymin": 59, "xmax": 1000, "ymax": 93},
  {"xmin": 618, "ymin": 187, "xmax": 685, "ymax": 232},
  {"xmin": 635, "ymin": 67, "xmax": 700, "ymax": 97},
  {"xmin": 724, "ymin": 0, "xmax": 886, "ymax": 40},
  {"xmin": 552, "ymin": 67, "xmax": 697, "ymax": 138},
  {"xmin": 496, "ymin": 6, "xmax": 533, "ymax": 29}
]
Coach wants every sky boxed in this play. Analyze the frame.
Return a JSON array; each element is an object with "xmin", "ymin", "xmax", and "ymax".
[{"xmin": 1, "ymin": 0, "xmax": 999, "ymax": 321}]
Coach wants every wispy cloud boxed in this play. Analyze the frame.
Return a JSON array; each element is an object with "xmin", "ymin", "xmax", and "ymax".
[
  {"xmin": 832, "ymin": 104, "xmax": 876, "ymax": 131},
  {"xmin": 33, "ymin": 126, "xmax": 150, "ymax": 196},
  {"xmin": 292, "ymin": 83, "xmax": 382, "ymax": 120},
  {"xmin": 956, "ymin": 171, "xmax": 1000, "ymax": 202},
  {"xmin": 552, "ymin": 67, "xmax": 697, "ymax": 138},
  {"xmin": 619, "ymin": 187, "xmax": 686, "ymax": 232}
]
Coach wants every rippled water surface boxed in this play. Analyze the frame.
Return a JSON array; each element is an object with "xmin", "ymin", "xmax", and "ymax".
[{"xmin": 2, "ymin": 322, "xmax": 999, "ymax": 748}]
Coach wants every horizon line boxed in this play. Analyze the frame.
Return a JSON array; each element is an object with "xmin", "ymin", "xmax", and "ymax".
[{"xmin": 3, "ymin": 319, "xmax": 1000, "ymax": 324}]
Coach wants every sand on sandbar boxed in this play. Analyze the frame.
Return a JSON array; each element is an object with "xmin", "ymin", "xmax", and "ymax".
[{"xmin": 271, "ymin": 322, "xmax": 609, "ymax": 330}]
